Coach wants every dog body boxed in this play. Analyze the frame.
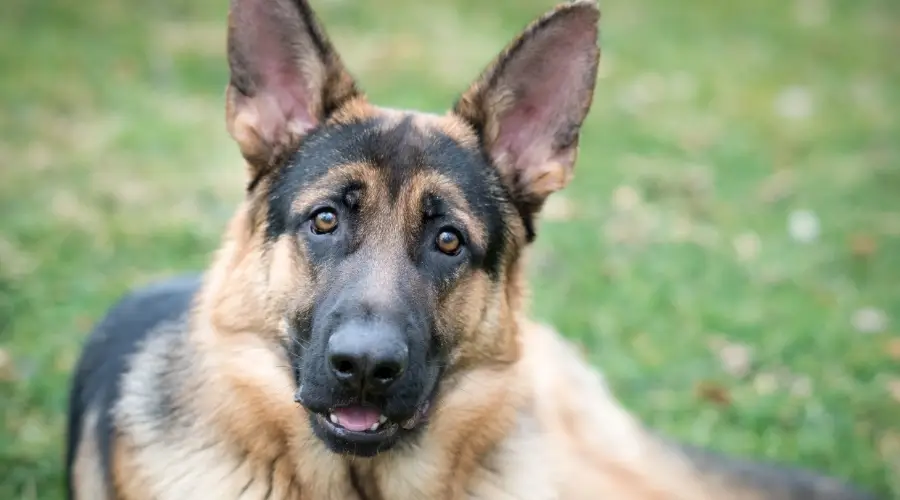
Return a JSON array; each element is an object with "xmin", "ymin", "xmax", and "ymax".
[
  {"xmin": 66, "ymin": 272, "xmax": 876, "ymax": 500},
  {"xmin": 65, "ymin": 1, "xmax": 877, "ymax": 499}
]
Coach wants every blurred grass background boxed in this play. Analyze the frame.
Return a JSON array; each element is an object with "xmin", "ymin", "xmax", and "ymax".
[{"xmin": 1, "ymin": 0, "xmax": 898, "ymax": 498}]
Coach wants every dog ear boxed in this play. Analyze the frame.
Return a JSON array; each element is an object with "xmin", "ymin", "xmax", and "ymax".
[
  {"xmin": 453, "ymin": 1, "xmax": 600, "ymax": 230},
  {"xmin": 225, "ymin": 0, "xmax": 359, "ymax": 184}
]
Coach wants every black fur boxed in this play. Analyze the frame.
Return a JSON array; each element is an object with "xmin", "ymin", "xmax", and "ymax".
[{"xmin": 65, "ymin": 275, "xmax": 202, "ymax": 499}]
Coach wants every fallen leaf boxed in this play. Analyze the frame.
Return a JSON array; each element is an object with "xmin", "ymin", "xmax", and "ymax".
[
  {"xmin": 0, "ymin": 347, "xmax": 16, "ymax": 382},
  {"xmin": 695, "ymin": 380, "xmax": 732, "ymax": 407},
  {"xmin": 758, "ymin": 170, "xmax": 795, "ymax": 204},
  {"xmin": 886, "ymin": 338, "xmax": 900, "ymax": 360},
  {"xmin": 849, "ymin": 233, "xmax": 878, "ymax": 259}
]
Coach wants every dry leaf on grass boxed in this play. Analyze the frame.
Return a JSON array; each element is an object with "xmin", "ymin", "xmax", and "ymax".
[
  {"xmin": 849, "ymin": 233, "xmax": 878, "ymax": 259},
  {"xmin": 694, "ymin": 380, "xmax": 732, "ymax": 407},
  {"xmin": 0, "ymin": 347, "xmax": 16, "ymax": 382},
  {"xmin": 758, "ymin": 169, "xmax": 795, "ymax": 204},
  {"xmin": 886, "ymin": 338, "xmax": 900, "ymax": 361}
]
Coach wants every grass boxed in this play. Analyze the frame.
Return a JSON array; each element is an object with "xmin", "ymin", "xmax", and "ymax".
[{"xmin": 1, "ymin": 0, "xmax": 898, "ymax": 497}]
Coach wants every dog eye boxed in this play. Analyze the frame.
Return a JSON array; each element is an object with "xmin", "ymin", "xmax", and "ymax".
[
  {"xmin": 435, "ymin": 229, "xmax": 462, "ymax": 256},
  {"xmin": 311, "ymin": 209, "xmax": 339, "ymax": 235}
]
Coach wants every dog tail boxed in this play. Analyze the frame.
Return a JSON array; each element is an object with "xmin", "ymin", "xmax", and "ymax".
[{"xmin": 669, "ymin": 439, "xmax": 881, "ymax": 500}]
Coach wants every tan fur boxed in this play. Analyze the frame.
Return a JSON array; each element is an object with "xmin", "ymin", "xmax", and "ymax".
[
  {"xmin": 68, "ymin": 1, "xmax": 871, "ymax": 499},
  {"xmin": 72, "ymin": 407, "xmax": 109, "ymax": 500},
  {"xmin": 327, "ymin": 96, "xmax": 380, "ymax": 126}
]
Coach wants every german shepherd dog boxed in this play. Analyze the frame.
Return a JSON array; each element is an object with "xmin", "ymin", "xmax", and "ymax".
[{"xmin": 65, "ymin": 0, "xmax": 878, "ymax": 498}]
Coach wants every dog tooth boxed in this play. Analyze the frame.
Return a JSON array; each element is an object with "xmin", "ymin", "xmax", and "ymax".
[
  {"xmin": 369, "ymin": 422, "xmax": 380, "ymax": 432},
  {"xmin": 378, "ymin": 414, "xmax": 388, "ymax": 424},
  {"xmin": 329, "ymin": 413, "xmax": 338, "ymax": 425}
]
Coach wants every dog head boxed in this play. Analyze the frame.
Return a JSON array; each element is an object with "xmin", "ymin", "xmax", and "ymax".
[{"xmin": 219, "ymin": 0, "xmax": 600, "ymax": 457}]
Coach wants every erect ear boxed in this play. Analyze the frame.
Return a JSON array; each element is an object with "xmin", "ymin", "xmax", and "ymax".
[
  {"xmin": 225, "ymin": 0, "xmax": 360, "ymax": 184},
  {"xmin": 453, "ymin": 0, "xmax": 600, "ymax": 233}
]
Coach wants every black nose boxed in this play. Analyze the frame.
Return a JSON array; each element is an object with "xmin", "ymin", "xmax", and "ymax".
[{"xmin": 326, "ymin": 322, "xmax": 409, "ymax": 393}]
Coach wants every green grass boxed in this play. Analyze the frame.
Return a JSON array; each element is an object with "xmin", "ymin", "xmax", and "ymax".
[{"xmin": 1, "ymin": 0, "xmax": 898, "ymax": 497}]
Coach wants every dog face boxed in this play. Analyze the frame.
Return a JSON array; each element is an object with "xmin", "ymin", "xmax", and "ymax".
[
  {"xmin": 222, "ymin": 0, "xmax": 599, "ymax": 457},
  {"xmin": 273, "ymin": 112, "xmax": 513, "ymax": 456}
]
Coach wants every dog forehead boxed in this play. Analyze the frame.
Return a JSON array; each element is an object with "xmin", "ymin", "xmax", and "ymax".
[
  {"xmin": 330, "ymin": 101, "xmax": 479, "ymax": 147},
  {"xmin": 282, "ymin": 108, "xmax": 496, "ymax": 204},
  {"xmin": 371, "ymin": 106, "xmax": 479, "ymax": 149}
]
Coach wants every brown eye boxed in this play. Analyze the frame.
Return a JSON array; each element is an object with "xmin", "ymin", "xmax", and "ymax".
[
  {"xmin": 311, "ymin": 209, "xmax": 338, "ymax": 234},
  {"xmin": 436, "ymin": 229, "xmax": 462, "ymax": 255}
]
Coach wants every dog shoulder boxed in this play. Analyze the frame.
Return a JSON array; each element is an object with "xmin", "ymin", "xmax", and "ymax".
[{"xmin": 66, "ymin": 275, "xmax": 202, "ymax": 499}]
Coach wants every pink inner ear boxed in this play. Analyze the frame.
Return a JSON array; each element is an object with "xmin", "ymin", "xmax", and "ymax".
[
  {"xmin": 489, "ymin": 13, "xmax": 598, "ymax": 187},
  {"xmin": 266, "ymin": 71, "xmax": 319, "ymax": 138},
  {"xmin": 253, "ymin": 30, "xmax": 320, "ymax": 140},
  {"xmin": 228, "ymin": 0, "xmax": 326, "ymax": 158}
]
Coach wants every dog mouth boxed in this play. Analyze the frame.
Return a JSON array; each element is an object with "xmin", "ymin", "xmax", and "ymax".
[
  {"xmin": 318, "ymin": 402, "xmax": 431, "ymax": 434},
  {"xmin": 306, "ymin": 400, "xmax": 433, "ymax": 456}
]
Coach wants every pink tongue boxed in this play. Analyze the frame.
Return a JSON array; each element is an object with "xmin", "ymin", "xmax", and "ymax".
[{"xmin": 333, "ymin": 406, "xmax": 381, "ymax": 432}]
